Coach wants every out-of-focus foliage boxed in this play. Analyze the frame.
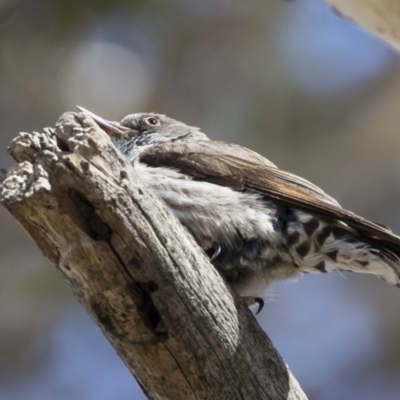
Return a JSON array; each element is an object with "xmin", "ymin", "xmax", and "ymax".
[{"xmin": 1, "ymin": 0, "xmax": 400, "ymax": 399}]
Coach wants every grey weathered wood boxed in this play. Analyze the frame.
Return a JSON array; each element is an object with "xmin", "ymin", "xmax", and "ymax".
[
  {"xmin": 0, "ymin": 112, "xmax": 308, "ymax": 400},
  {"xmin": 324, "ymin": 0, "xmax": 400, "ymax": 52}
]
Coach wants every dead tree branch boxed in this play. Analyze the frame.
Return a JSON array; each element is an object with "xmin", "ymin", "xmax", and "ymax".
[
  {"xmin": 325, "ymin": 0, "xmax": 400, "ymax": 52},
  {"xmin": 0, "ymin": 112, "xmax": 308, "ymax": 400}
]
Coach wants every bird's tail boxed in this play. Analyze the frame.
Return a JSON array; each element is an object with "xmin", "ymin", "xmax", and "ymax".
[{"xmin": 288, "ymin": 210, "xmax": 400, "ymax": 286}]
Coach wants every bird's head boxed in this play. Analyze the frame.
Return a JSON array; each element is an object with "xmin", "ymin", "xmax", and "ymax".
[{"xmin": 76, "ymin": 106, "xmax": 208, "ymax": 163}]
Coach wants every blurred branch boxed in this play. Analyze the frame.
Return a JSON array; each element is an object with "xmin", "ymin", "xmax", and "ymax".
[
  {"xmin": 0, "ymin": 112, "xmax": 308, "ymax": 400},
  {"xmin": 325, "ymin": 0, "xmax": 400, "ymax": 52}
]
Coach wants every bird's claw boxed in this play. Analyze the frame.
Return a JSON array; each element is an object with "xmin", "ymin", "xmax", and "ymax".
[
  {"xmin": 210, "ymin": 242, "xmax": 221, "ymax": 261},
  {"xmin": 242, "ymin": 296, "xmax": 264, "ymax": 315},
  {"xmin": 254, "ymin": 297, "xmax": 264, "ymax": 315}
]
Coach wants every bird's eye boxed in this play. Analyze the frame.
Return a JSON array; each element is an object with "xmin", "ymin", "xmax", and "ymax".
[{"xmin": 145, "ymin": 117, "xmax": 160, "ymax": 126}]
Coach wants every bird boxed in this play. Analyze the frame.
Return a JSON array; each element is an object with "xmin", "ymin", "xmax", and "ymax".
[{"xmin": 77, "ymin": 106, "xmax": 400, "ymax": 312}]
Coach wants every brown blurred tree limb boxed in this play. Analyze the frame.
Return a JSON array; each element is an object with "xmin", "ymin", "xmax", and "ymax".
[
  {"xmin": 0, "ymin": 112, "xmax": 308, "ymax": 400},
  {"xmin": 325, "ymin": 0, "xmax": 400, "ymax": 52}
]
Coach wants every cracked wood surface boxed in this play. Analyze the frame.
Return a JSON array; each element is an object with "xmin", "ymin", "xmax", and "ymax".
[{"xmin": 0, "ymin": 112, "xmax": 308, "ymax": 400}]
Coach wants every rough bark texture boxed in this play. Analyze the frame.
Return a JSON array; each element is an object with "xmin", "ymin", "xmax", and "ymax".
[
  {"xmin": 0, "ymin": 112, "xmax": 308, "ymax": 400},
  {"xmin": 325, "ymin": 0, "xmax": 400, "ymax": 52}
]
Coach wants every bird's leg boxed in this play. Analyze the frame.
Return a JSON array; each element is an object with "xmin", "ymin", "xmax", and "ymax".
[{"xmin": 204, "ymin": 241, "xmax": 265, "ymax": 314}]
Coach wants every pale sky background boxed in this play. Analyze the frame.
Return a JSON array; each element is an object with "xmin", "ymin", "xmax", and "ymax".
[{"xmin": 1, "ymin": 0, "xmax": 400, "ymax": 399}]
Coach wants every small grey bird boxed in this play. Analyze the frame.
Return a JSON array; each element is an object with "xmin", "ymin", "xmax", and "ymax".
[{"xmin": 77, "ymin": 106, "xmax": 400, "ymax": 309}]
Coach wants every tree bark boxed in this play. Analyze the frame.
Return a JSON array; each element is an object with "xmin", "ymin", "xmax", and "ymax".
[
  {"xmin": 325, "ymin": 0, "xmax": 400, "ymax": 52},
  {"xmin": 0, "ymin": 112, "xmax": 307, "ymax": 400}
]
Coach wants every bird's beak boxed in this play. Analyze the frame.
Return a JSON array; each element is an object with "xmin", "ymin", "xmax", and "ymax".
[{"xmin": 76, "ymin": 106, "xmax": 128, "ymax": 137}]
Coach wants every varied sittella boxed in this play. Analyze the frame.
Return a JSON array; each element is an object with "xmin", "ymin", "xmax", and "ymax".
[{"xmin": 77, "ymin": 106, "xmax": 400, "ymax": 312}]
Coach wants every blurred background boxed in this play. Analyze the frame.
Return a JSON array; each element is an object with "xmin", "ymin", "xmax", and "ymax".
[{"xmin": 1, "ymin": 0, "xmax": 400, "ymax": 399}]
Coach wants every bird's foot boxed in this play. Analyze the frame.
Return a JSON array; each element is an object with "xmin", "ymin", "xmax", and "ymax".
[{"xmin": 242, "ymin": 296, "xmax": 264, "ymax": 315}]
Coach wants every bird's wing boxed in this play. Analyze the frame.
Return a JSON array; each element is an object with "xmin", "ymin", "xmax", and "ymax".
[{"xmin": 140, "ymin": 140, "xmax": 400, "ymax": 253}]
